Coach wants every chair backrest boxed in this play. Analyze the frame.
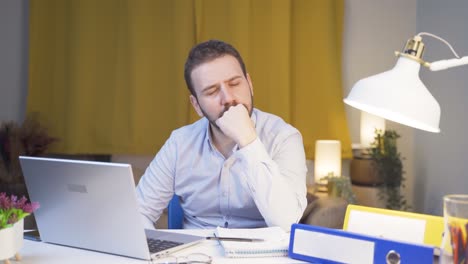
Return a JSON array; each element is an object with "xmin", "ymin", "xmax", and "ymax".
[{"xmin": 167, "ymin": 195, "xmax": 184, "ymax": 229}]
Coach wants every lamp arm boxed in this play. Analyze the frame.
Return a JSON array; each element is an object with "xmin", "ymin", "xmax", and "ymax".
[{"xmin": 429, "ymin": 56, "xmax": 468, "ymax": 71}]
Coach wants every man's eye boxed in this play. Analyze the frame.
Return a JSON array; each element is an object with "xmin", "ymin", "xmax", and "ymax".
[
  {"xmin": 206, "ymin": 88, "xmax": 218, "ymax": 95},
  {"xmin": 230, "ymin": 82, "xmax": 240, "ymax": 86}
]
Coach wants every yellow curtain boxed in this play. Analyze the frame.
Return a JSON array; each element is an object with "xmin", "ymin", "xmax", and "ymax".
[{"xmin": 28, "ymin": 0, "xmax": 351, "ymax": 158}]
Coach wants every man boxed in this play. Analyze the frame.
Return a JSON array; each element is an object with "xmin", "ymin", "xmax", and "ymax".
[{"xmin": 136, "ymin": 40, "xmax": 307, "ymax": 231}]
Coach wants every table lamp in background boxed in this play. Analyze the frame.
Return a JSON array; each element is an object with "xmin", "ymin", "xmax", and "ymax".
[
  {"xmin": 360, "ymin": 111, "xmax": 386, "ymax": 150},
  {"xmin": 349, "ymin": 111, "xmax": 385, "ymax": 186},
  {"xmin": 314, "ymin": 140, "xmax": 341, "ymax": 191}
]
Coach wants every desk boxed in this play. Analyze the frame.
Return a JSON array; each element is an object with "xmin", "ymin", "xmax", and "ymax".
[{"xmin": 18, "ymin": 229, "xmax": 307, "ymax": 264}]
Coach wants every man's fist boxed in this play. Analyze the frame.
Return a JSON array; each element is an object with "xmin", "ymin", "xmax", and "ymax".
[{"xmin": 215, "ymin": 105, "xmax": 257, "ymax": 147}]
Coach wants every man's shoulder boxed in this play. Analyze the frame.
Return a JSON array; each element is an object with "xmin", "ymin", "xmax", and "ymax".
[
  {"xmin": 170, "ymin": 117, "xmax": 207, "ymax": 139},
  {"xmin": 254, "ymin": 108, "xmax": 298, "ymax": 134}
]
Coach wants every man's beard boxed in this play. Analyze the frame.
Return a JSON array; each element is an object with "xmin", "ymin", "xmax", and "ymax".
[{"xmin": 199, "ymin": 95, "xmax": 254, "ymax": 131}]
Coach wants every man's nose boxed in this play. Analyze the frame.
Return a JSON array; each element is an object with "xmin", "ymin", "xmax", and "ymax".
[{"xmin": 220, "ymin": 85, "xmax": 234, "ymax": 105}]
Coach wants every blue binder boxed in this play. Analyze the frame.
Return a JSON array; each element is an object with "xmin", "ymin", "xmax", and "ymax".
[{"xmin": 288, "ymin": 223, "xmax": 434, "ymax": 264}]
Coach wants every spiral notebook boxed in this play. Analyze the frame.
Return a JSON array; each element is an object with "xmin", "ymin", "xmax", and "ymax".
[{"xmin": 216, "ymin": 226, "xmax": 289, "ymax": 258}]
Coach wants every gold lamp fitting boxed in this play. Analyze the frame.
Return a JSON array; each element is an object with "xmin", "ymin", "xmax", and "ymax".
[{"xmin": 395, "ymin": 35, "xmax": 431, "ymax": 68}]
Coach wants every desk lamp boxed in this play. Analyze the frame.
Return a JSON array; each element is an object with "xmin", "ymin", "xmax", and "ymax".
[{"xmin": 344, "ymin": 32, "xmax": 468, "ymax": 132}]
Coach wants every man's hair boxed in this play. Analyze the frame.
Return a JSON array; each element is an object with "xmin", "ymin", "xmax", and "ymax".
[{"xmin": 184, "ymin": 40, "xmax": 247, "ymax": 96}]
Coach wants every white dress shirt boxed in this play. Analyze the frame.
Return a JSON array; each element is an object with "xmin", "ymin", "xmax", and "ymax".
[{"xmin": 136, "ymin": 108, "xmax": 307, "ymax": 231}]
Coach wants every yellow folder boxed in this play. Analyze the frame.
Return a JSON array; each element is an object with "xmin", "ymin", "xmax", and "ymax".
[{"xmin": 343, "ymin": 205, "xmax": 444, "ymax": 248}]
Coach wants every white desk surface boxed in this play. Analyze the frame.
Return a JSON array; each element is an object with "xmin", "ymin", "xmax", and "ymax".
[{"xmin": 18, "ymin": 229, "xmax": 308, "ymax": 264}]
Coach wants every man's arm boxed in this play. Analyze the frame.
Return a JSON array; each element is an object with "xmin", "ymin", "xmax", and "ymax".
[
  {"xmin": 236, "ymin": 134, "xmax": 308, "ymax": 231},
  {"xmin": 216, "ymin": 106, "xmax": 307, "ymax": 231},
  {"xmin": 135, "ymin": 137, "xmax": 176, "ymax": 229}
]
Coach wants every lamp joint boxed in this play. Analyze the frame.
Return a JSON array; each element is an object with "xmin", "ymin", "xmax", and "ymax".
[{"xmin": 394, "ymin": 35, "xmax": 431, "ymax": 67}]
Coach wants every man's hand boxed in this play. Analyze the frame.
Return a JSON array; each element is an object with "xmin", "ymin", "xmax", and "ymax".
[{"xmin": 215, "ymin": 105, "xmax": 257, "ymax": 148}]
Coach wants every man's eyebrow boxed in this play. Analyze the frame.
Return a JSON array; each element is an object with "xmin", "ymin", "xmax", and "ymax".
[
  {"xmin": 227, "ymin": 76, "xmax": 243, "ymax": 82},
  {"xmin": 201, "ymin": 75, "xmax": 243, "ymax": 92}
]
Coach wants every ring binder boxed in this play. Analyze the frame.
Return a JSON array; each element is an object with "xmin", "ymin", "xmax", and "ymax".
[
  {"xmin": 343, "ymin": 205, "xmax": 444, "ymax": 248},
  {"xmin": 288, "ymin": 223, "xmax": 434, "ymax": 264}
]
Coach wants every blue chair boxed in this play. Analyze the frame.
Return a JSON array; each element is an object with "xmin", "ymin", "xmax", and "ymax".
[{"xmin": 167, "ymin": 195, "xmax": 184, "ymax": 229}]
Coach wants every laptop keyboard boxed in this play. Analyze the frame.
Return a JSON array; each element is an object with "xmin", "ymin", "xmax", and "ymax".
[{"xmin": 147, "ymin": 238, "xmax": 183, "ymax": 253}]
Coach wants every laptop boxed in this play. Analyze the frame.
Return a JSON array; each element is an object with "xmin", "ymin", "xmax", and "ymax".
[{"xmin": 19, "ymin": 156, "xmax": 204, "ymax": 260}]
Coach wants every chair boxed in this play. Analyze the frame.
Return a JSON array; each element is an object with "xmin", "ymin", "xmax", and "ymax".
[
  {"xmin": 167, "ymin": 195, "xmax": 184, "ymax": 229},
  {"xmin": 300, "ymin": 193, "xmax": 348, "ymax": 229}
]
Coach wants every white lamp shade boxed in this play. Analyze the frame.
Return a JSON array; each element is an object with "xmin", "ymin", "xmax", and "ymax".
[
  {"xmin": 314, "ymin": 140, "xmax": 341, "ymax": 182},
  {"xmin": 360, "ymin": 111, "xmax": 386, "ymax": 149},
  {"xmin": 344, "ymin": 57, "xmax": 441, "ymax": 133}
]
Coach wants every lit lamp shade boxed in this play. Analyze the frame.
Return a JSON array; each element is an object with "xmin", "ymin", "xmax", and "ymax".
[
  {"xmin": 344, "ymin": 56, "xmax": 441, "ymax": 133},
  {"xmin": 314, "ymin": 140, "xmax": 341, "ymax": 183},
  {"xmin": 360, "ymin": 111, "xmax": 386, "ymax": 149}
]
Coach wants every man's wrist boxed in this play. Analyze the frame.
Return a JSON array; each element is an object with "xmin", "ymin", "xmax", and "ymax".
[{"xmin": 238, "ymin": 133, "xmax": 257, "ymax": 148}]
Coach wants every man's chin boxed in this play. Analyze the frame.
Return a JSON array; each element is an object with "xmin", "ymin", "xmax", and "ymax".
[
  {"xmin": 208, "ymin": 119, "xmax": 221, "ymax": 131},
  {"xmin": 247, "ymin": 106, "xmax": 253, "ymax": 117},
  {"xmin": 243, "ymin": 102, "xmax": 254, "ymax": 117}
]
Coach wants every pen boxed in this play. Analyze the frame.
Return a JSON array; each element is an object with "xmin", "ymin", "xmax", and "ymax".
[{"xmin": 206, "ymin": 236, "xmax": 265, "ymax": 242}]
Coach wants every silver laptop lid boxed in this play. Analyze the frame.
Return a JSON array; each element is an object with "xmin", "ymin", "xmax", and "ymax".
[{"xmin": 19, "ymin": 156, "xmax": 152, "ymax": 259}]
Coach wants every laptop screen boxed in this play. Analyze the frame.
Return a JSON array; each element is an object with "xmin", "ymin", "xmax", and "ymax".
[{"xmin": 19, "ymin": 156, "xmax": 152, "ymax": 259}]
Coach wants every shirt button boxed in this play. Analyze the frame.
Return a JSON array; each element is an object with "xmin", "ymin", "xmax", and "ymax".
[{"xmin": 222, "ymin": 191, "xmax": 227, "ymax": 196}]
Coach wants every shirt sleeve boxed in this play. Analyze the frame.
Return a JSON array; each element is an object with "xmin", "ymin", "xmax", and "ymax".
[
  {"xmin": 235, "ymin": 131, "xmax": 308, "ymax": 231},
  {"xmin": 135, "ymin": 136, "xmax": 176, "ymax": 229}
]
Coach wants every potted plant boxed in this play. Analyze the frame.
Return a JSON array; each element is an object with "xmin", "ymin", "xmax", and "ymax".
[
  {"xmin": 0, "ymin": 115, "xmax": 57, "ymax": 196},
  {"xmin": 369, "ymin": 129, "xmax": 410, "ymax": 210},
  {"xmin": 324, "ymin": 173, "xmax": 357, "ymax": 204},
  {"xmin": 0, "ymin": 192, "xmax": 39, "ymax": 263}
]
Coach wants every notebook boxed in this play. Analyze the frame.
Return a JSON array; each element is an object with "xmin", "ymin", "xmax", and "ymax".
[
  {"xmin": 216, "ymin": 226, "xmax": 289, "ymax": 258},
  {"xmin": 19, "ymin": 156, "xmax": 204, "ymax": 260}
]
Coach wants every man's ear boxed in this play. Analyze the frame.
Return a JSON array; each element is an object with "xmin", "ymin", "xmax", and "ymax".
[
  {"xmin": 189, "ymin": 95, "xmax": 204, "ymax": 117},
  {"xmin": 247, "ymin": 73, "xmax": 254, "ymax": 95}
]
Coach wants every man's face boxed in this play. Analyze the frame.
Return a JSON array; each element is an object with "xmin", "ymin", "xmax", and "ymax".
[{"xmin": 189, "ymin": 55, "xmax": 254, "ymax": 126}]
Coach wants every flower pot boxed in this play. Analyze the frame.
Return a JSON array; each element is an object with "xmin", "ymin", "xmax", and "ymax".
[
  {"xmin": 350, "ymin": 157, "xmax": 383, "ymax": 186},
  {"xmin": 0, "ymin": 219, "xmax": 23, "ymax": 263}
]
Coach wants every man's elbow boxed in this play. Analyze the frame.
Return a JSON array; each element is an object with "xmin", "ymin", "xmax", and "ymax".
[
  {"xmin": 268, "ymin": 211, "xmax": 302, "ymax": 232},
  {"xmin": 140, "ymin": 212, "xmax": 157, "ymax": 230}
]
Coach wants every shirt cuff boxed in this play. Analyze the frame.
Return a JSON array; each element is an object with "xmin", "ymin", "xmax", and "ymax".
[{"xmin": 235, "ymin": 137, "xmax": 271, "ymax": 166}]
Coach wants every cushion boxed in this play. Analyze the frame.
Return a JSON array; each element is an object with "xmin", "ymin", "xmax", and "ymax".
[{"xmin": 300, "ymin": 197, "xmax": 348, "ymax": 229}]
